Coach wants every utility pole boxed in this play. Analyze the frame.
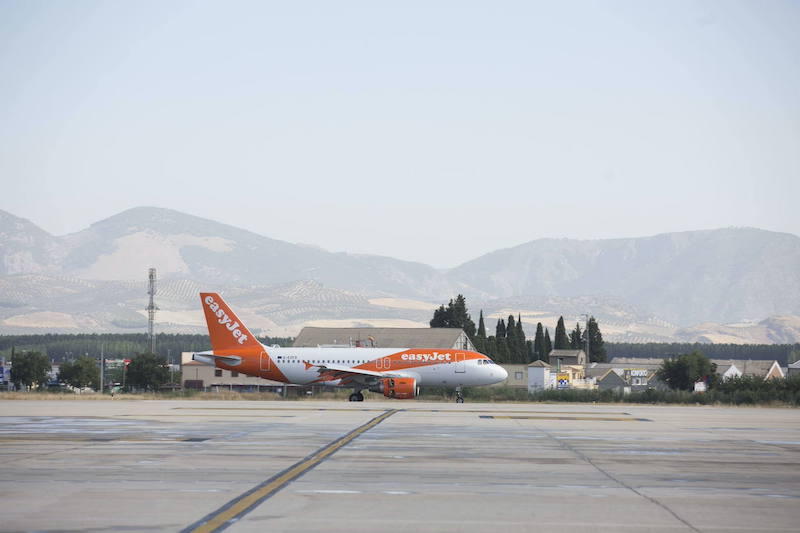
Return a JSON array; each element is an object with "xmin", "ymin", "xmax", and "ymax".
[{"xmin": 99, "ymin": 343, "xmax": 104, "ymax": 394}]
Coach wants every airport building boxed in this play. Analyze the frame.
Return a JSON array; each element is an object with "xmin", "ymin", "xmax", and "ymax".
[
  {"xmin": 548, "ymin": 349, "xmax": 587, "ymax": 369},
  {"xmin": 603, "ymin": 357, "xmax": 785, "ymax": 380},
  {"xmin": 181, "ymin": 352, "xmax": 284, "ymax": 392},
  {"xmin": 496, "ymin": 356, "xmax": 595, "ymax": 392},
  {"xmin": 292, "ymin": 327, "xmax": 476, "ymax": 351}
]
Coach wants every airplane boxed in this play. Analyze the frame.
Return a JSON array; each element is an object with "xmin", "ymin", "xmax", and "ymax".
[{"xmin": 192, "ymin": 292, "xmax": 507, "ymax": 402}]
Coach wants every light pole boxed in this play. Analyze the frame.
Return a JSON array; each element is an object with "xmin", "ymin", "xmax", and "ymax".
[{"xmin": 99, "ymin": 344, "xmax": 104, "ymax": 394}]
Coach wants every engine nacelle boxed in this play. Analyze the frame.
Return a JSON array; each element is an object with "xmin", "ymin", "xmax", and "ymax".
[{"xmin": 380, "ymin": 377, "xmax": 418, "ymax": 399}]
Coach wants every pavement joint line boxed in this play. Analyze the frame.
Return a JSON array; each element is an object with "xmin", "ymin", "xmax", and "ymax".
[
  {"xmin": 536, "ymin": 424, "xmax": 702, "ymax": 533},
  {"xmin": 172, "ymin": 407, "xmax": 632, "ymax": 415},
  {"xmin": 180, "ymin": 408, "xmax": 399, "ymax": 533},
  {"xmin": 480, "ymin": 415, "xmax": 651, "ymax": 422}
]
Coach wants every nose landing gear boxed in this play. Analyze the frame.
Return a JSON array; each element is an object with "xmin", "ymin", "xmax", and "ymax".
[{"xmin": 455, "ymin": 387, "xmax": 464, "ymax": 403}]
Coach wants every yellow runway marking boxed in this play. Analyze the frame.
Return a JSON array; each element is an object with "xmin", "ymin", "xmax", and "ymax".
[{"xmin": 182, "ymin": 409, "xmax": 398, "ymax": 533}]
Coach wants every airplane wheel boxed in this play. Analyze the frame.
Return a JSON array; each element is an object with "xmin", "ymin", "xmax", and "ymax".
[
  {"xmin": 456, "ymin": 397, "xmax": 464, "ymax": 403},
  {"xmin": 356, "ymin": 393, "xmax": 364, "ymax": 402},
  {"xmin": 348, "ymin": 393, "xmax": 359, "ymax": 402}
]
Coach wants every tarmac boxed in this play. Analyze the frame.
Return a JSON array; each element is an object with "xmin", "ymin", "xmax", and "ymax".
[{"xmin": 0, "ymin": 399, "xmax": 798, "ymax": 533}]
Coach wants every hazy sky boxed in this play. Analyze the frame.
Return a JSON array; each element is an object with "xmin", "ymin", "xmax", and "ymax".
[{"xmin": 1, "ymin": 0, "xmax": 798, "ymax": 268}]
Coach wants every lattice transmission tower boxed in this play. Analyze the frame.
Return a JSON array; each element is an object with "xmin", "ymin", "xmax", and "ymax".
[{"xmin": 146, "ymin": 268, "xmax": 158, "ymax": 354}]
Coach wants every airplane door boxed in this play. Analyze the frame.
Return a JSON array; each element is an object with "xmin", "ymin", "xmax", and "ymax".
[
  {"xmin": 455, "ymin": 352, "xmax": 466, "ymax": 373},
  {"xmin": 260, "ymin": 351, "xmax": 270, "ymax": 372}
]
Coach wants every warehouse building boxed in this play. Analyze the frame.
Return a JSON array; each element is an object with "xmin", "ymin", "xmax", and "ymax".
[
  {"xmin": 293, "ymin": 327, "xmax": 476, "ymax": 351},
  {"xmin": 548, "ymin": 349, "xmax": 587, "ymax": 369},
  {"xmin": 710, "ymin": 359, "xmax": 784, "ymax": 380},
  {"xmin": 605, "ymin": 357, "xmax": 785, "ymax": 380},
  {"xmin": 180, "ymin": 352, "xmax": 284, "ymax": 392}
]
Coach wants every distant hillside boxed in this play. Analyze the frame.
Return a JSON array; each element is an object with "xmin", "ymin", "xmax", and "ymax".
[
  {"xmin": 448, "ymin": 229, "xmax": 800, "ymax": 325},
  {"xmin": 1, "ymin": 207, "xmax": 799, "ymax": 336},
  {"xmin": 0, "ymin": 210, "xmax": 65, "ymax": 275},
  {"xmin": 3, "ymin": 206, "xmax": 454, "ymax": 298}
]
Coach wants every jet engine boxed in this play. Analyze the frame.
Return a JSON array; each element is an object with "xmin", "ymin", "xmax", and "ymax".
[{"xmin": 379, "ymin": 377, "xmax": 418, "ymax": 399}]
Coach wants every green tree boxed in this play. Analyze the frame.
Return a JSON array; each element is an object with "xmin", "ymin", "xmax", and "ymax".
[
  {"xmin": 570, "ymin": 322, "xmax": 583, "ymax": 350},
  {"xmin": 10, "ymin": 350, "xmax": 51, "ymax": 390},
  {"xmin": 506, "ymin": 315, "xmax": 516, "ymax": 343},
  {"xmin": 430, "ymin": 305, "xmax": 450, "ymax": 328},
  {"xmin": 485, "ymin": 336, "xmax": 498, "ymax": 360},
  {"xmin": 583, "ymin": 316, "xmax": 607, "ymax": 362},
  {"xmin": 526, "ymin": 339, "xmax": 535, "ymax": 362},
  {"xmin": 515, "ymin": 315, "xmax": 527, "ymax": 363},
  {"xmin": 126, "ymin": 353, "xmax": 169, "ymax": 391},
  {"xmin": 554, "ymin": 316, "xmax": 570, "ymax": 349},
  {"xmin": 477, "ymin": 310, "xmax": 486, "ymax": 339},
  {"xmin": 657, "ymin": 351, "xmax": 718, "ymax": 391},
  {"xmin": 543, "ymin": 329, "xmax": 552, "ymax": 357},
  {"xmin": 496, "ymin": 318, "xmax": 506, "ymax": 339},
  {"xmin": 429, "ymin": 295, "xmax": 476, "ymax": 338},
  {"xmin": 58, "ymin": 356, "xmax": 100, "ymax": 390},
  {"xmin": 496, "ymin": 336, "xmax": 510, "ymax": 363},
  {"xmin": 534, "ymin": 323, "xmax": 545, "ymax": 361}
]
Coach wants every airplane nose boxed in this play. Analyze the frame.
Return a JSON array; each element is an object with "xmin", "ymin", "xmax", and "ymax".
[{"xmin": 495, "ymin": 365, "xmax": 508, "ymax": 383}]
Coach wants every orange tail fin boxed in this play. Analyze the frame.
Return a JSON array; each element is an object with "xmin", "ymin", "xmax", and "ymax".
[{"xmin": 200, "ymin": 293, "xmax": 259, "ymax": 352}]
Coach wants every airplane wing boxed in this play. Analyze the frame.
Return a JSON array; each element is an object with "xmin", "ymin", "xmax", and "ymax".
[{"xmin": 304, "ymin": 362, "xmax": 404, "ymax": 385}]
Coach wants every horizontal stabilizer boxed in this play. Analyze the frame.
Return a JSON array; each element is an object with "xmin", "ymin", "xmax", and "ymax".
[{"xmin": 192, "ymin": 352, "xmax": 242, "ymax": 367}]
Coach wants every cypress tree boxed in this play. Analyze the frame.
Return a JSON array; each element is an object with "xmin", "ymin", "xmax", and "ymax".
[
  {"xmin": 505, "ymin": 315, "xmax": 517, "ymax": 362},
  {"xmin": 515, "ymin": 315, "xmax": 526, "ymax": 363},
  {"xmin": 584, "ymin": 316, "xmax": 607, "ymax": 362},
  {"xmin": 570, "ymin": 323, "xmax": 583, "ymax": 350},
  {"xmin": 496, "ymin": 318, "xmax": 506, "ymax": 339},
  {"xmin": 506, "ymin": 315, "xmax": 516, "ymax": 341},
  {"xmin": 477, "ymin": 310, "xmax": 486, "ymax": 339},
  {"xmin": 497, "ymin": 337, "xmax": 510, "ymax": 363},
  {"xmin": 544, "ymin": 328, "xmax": 552, "ymax": 358},
  {"xmin": 554, "ymin": 316, "xmax": 570, "ymax": 349},
  {"xmin": 485, "ymin": 336, "xmax": 497, "ymax": 360},
  {"xmin": 534, "ymin": 323, "xmax": 545, "ymax": 361}
]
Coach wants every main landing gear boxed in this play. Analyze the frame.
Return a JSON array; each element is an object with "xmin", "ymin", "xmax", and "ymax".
[
  {"xmin": 455, "ymin": 387, "xmax": 464, "ymax": 404},
  {"xmin": 348, "ymin": 392, "xmax": 364, "ymax": 402}
]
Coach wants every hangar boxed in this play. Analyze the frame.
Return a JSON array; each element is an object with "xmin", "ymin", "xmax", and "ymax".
[{"xmin": 292, "ymin": 327, "xmax": 476, "ymax": 351}]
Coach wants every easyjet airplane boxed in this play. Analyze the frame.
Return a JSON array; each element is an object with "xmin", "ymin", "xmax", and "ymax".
[{"xmin": 192, "ymin": 293, "xmax": 507, "ymax": 402}]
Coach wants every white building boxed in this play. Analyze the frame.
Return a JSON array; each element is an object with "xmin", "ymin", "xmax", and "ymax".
[{"xmin": 527, "ymin": 360, "xmax": 552, "ymax": 392}]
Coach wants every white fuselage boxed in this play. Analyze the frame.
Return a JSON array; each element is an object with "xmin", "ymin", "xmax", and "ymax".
[{"xmin": 264, "ymin": 346, "xmax": 507, "ymax": 387}]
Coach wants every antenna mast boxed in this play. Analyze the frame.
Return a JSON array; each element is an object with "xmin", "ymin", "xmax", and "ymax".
[{"xmin": 147, "ymin": 268, "xmax": 158, "ymax": 354}]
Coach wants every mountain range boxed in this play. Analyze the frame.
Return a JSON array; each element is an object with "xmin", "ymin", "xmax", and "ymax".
[{"xmin": 1, "ymin": 207, "xmax": 799, "ymax": 342}]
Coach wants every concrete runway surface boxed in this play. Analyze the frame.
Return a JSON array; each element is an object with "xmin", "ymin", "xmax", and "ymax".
[{"xmin": 0, "ymin": 400, "xmax": 798, "ymax": 533}]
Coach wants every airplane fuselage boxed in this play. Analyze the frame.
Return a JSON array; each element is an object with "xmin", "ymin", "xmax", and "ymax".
[{"xmin": 199, "ymin": 345, "xmax": 506, "ymax": 388}]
